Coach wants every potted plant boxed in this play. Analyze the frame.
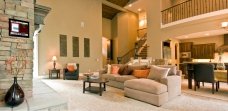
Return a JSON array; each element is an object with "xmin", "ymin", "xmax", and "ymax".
[
  {"xmin": 4, "ymin": 49, "xmax": 27, "ymax": 107},
  {"xmin": 217, "ymin": 51, "xmax": 225, "ymax": 70}
]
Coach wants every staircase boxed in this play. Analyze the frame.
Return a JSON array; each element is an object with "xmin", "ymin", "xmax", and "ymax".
[
  {"xmin": 137, "ymin": 45, "xmax": 148, "ymax": 59},
  {"xmin": 117, "ymin": 35, "xmax": 148, "ymax": 64},
  {"xmin": 117, "ymin": 28, "xmax": 148, "ymax": 64}
]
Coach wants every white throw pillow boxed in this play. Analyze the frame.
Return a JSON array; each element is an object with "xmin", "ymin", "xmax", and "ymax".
[
  {"xmin": 147, "ymin": 65, "xmax": 170, "ymax": 81},
  {"xmin": 107, "ymin": 64, "xmax": 111, "ymax": 74},
  {"xmin": 157, "ymin": 65, "xmax": 177, "ymax": 76}
]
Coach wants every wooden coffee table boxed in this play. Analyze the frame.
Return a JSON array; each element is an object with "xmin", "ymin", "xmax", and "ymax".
[{"xmin": 83, "ymin": 78, "xmax": 108, "ymax": 96}]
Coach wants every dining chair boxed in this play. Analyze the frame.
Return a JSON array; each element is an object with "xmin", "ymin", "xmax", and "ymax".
[{"xmin": 193, "ymin": 64, "xmax": 218, "ymax": 94}]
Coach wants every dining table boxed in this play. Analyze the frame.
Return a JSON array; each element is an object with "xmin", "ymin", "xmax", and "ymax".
[{"xmin": 185, "ymin": 62, "xmax": 228, "ymax": 89}]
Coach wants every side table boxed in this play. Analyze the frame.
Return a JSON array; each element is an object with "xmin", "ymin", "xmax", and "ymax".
[{"xmin": 49, "ymin": 69, "xmax": 61, "ymax": 79}]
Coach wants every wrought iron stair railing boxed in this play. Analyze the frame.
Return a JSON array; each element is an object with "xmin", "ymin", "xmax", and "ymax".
[{"xmin": 117, "ymin": 37, "xmax": 147, "ymax": 64}]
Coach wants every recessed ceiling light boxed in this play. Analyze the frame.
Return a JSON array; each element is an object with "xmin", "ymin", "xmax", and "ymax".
[
  {"xmin": 221, "ymin": 22, "xmax": 228, "ymax": 28},
  {"xmin": 138, "ymin": 8, "xmax": 142, "ymax": 12},
  {"xmin": 128, "ymin": 4, "xmax": 132, "ymax": 7}
]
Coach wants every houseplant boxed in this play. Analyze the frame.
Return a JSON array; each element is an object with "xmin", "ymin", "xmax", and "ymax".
[
  {"xmin": 4, "ymin": 49, "xmax": 27, "ymax": 107},
  {"xmin": 217, "ymin": 51, "xmax": 225, "ymax": 70}
]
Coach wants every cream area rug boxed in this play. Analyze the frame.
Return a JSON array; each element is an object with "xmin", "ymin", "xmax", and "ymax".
[{"xmin": 42, "ymin": 79, "xmax": 228, "ymax": 111}]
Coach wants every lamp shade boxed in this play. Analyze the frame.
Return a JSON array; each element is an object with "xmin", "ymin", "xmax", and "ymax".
[{"xmin": 52, "ymin": 56, "xmax": 57, "ymax": 61}]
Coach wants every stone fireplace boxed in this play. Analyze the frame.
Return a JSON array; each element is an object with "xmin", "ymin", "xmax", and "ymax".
[{"xmin": 0, "ymin": 0, "xmax": 50, "ymax": 101}]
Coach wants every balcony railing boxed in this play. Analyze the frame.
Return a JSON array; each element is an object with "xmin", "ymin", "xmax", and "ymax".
[{"xmin": 161, "ymin": 0, "xmax": 228, "ymax": 25}]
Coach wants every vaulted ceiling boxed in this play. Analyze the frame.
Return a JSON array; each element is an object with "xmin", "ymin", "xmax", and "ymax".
[{"xmin": 102, "ymin": 0, "xmax": 130, "ymax": 19}]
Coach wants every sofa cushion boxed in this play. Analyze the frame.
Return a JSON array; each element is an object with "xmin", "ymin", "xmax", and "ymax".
[
  {"xmin": 147, "ymin": 65, "xmax": 170, "ymax": 82},
  {"xmin": 128, "ymin": 65, "xmax": 148, "ymax": 70},
  {"xmin": 115, "ymin": 75, "xmax": 137, "ymax": 83},
  {"xmin": 102, "ymin": 74, "xmax": 120, "ymax": 81},
  {"xmin": 132, "ymin": 69, "xmax": 150, "ymax": 78},
  {"xmin": 157, "ymin": 65, "xmax": 177, "ymax": 76},
  {"xmin": 124, "ymin": 65, "xmax": 148, "ymax": 75},
  {"xmin": 124, "ymin": 79, "xmax": 167, "ymax": 94}
]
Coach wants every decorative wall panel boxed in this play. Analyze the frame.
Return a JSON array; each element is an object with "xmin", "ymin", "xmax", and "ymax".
[
  {"xmin": 73, "ymin": 36, "xmax": 79, "ymax": 57},
  {"xmin": 84, "ymin": 38, "xmax": 90, "ymax": 57},
  {"xmin": 60, "ymin": 35, "xmax": 67, "ymax": 57}
]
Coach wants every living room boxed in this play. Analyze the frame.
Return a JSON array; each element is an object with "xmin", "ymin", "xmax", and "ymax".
[{"xmin": 0, "ymin": 0, "xmax": 228, "ymax": 111}]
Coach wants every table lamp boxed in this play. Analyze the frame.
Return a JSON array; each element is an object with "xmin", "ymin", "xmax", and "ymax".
[{"xmin": 52, "ymin": 56, "xmax": 57, "ymax": 69}]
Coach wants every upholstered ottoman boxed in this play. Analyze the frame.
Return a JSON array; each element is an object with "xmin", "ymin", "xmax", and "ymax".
[{"xmin": 124, "ymin": 79, "xmax": 168, "ymax": 106}]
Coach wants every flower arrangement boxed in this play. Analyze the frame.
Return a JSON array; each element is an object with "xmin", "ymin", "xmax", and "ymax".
[{"xmin": 5, "ymin": 49, "xmax": 27, "ymax": 77}]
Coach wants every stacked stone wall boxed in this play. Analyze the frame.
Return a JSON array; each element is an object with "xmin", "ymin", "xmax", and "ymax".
[{"xmin": 0, "ymin": 0, "xmax": 34, "ymax": 101}]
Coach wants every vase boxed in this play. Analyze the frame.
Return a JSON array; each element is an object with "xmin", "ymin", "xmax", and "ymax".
[
  {"xmin": 4, "ymin": 77, "xmax": 25, "ymax": 106},
  {"xmin": 217, "ymin": 54, "xmax": 226, "ymax": 70}
]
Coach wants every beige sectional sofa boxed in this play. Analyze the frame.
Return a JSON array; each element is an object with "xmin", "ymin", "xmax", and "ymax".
[
  {"xmin": 102, "ymin": 64, "xmax": 148, "ymax": 89},
  {"xmin": 101, "ymin": 64, "xmax": 182, "ymax": 106}
]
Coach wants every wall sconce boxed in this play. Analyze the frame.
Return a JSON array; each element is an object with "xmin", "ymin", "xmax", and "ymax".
[
  {"xmin": 52, "ymin": 56, "xmax": 57, "ymax": 69},
  {"xmin": 221, "ymin": 22, "xmax": 228, "ymax": 30}
]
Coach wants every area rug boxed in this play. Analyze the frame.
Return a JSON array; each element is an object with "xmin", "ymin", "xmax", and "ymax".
[{"xmin": 42, "ymin": 79, "xmax": 228, "ymax": 111}]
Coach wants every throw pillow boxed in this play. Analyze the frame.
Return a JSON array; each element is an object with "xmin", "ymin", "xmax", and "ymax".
[
  {"xmin": 111, "ymin": 66, "xmax": 119, "ymax": 74},
  {"xmin": 147, "ymin": 65, "xmax": 170, "ymax": 82},
  {"xmin": 67, "ymin": 65, "xmax": 75, "ymax": 72},
  {"xmin": 157, "ymin": 65, "xmax": 177, "ymax": 76},
  {"xmin": 121, "ymin": 66, "xmax": 132, "ymax": 75},
  {"xmin": 107, "ymin": 64, "xmax": 111, "ymax": 74},
  {"xmin": 67, "ymin": 63, "xmax": 77, "ymax": 70},
  {"xmin": 132, "ymin": 69, "xmax": 150, "ymax": 78},
  {"xmin": 118, "ymin": 65, "xmax": 126, "ymax": 74},
  {"xmin": 126, "ymin": 65, "xmax": 148, "ymax": 75}
]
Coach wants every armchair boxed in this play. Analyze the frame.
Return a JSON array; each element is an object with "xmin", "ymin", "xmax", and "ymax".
[{"xmin": 63, "ymin": 63, "xmax": 79, "ymax": 80}]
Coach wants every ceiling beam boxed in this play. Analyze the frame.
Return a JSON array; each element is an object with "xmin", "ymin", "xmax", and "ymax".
[{"xmin": 102, "ymin": 0, "xmax": 129, "ymax": 12}]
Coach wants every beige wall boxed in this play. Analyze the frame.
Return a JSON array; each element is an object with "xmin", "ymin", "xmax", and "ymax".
[
  {"xmin": 111, "ymin": 16, "xmax": 118, "ymax": 63},
  {"xmin": 37, "ymin": 0, "xmax": 102, "ymax": 74},
  {"xmin": 102, "ymin": 18, "xmax": 112, "ymax": 39},
  {"xmin": 180, "ymin": 35, "xmax": 224, "ymax": 49},
  {"xmin": 112, "ymin": 12, "xmax": 138, "ymax": 63}
]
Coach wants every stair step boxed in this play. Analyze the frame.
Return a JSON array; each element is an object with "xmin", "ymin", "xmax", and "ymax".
[
  {"xmin": 138, "ymin": 54, "xmax": 147, "ymax": 56},
  {"xmin": 141, "ymin": 51, "xmax": 147, "ymax": 53},
  {"xmin": 138, "ymin": 55, "xmax": 147, "ymax": 57},
  {"xmin": 140, "ymin": 52, "xmax": 147, "ymax": 54},
  {"xmin": 139, "ymin": 53, "xmax": 147, "ymax": 55}
]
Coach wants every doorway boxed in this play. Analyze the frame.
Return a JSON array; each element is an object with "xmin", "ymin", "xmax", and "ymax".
[{"xmin": 102, "ymin": 37, "xmax": 113, "ymax": 67}]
